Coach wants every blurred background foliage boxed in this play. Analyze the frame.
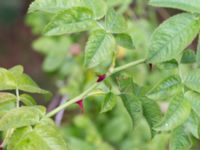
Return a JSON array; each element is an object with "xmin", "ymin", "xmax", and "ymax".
[{"xmin": 0, "ymin": 0, "xmax": 199, "ymax": 149}]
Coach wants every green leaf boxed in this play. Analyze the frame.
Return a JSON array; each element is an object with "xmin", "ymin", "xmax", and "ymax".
[
  {"xmin": 157, "ymin": 59, "xmax": 178, "ymax": 70},
  {"xmin": 28, "ymin": 0, "xmax": 83, "ymax": 13},
  {"xmin": 84, "ymin": 30, "xmax": 115, "ymax": 68},
  {"xmin": 196, "ymin": 35, "xmax": 200, "ymax": 67},
  {"xmin": 8, "ymin": 118, "xmax": 68, "ymax": 150},
  {"xmin": 9, "ymin": 65, "xmax": 24, "ymax": 75},
  {"xmin": 184, "ymin": 91, "xmax": 200, "ymax": 118},
  {"xmin": 141, "ymin": 97, "xmax": 162, "ymax": 137},
  {"xmin": 100, "ymin": 92, "xmax": 116, "ymax": 113},
  {"xmin": 0, "ymin": 92, "xmax": 16, "ymax": 104},
  {"xmin": 155, "ymin": 94, "xmax": 191, "ymax": 131},
  {"xmin": 43, "ymin": 7, "xmax": 95, "ymax": 36},
  {"xmin": 105, "ymin": 8, "xmax": 127, "ymax": 33},
  {"xmin": 147, "ymin": 13, "xmax": 200, "ymax": 64},
  {"xmin": 183, "ymin": 69, "xmax": 200, "ymax": 93},
  {"xmin": 82, "ymin": 0, "xmax": 107, "ymax": 20},
  {"xmin": 147, "ymin": 75, "xmax": 182, "ymax": 100},
  {"xmin": 0, "ymin": 106, "xmax": 45, "ymax": 131},
  {"xmin": 117, "ymin": 75, "xmax": 142, "ymax": 95},
  {"xmin": 120, "ymin": 94, "xmax": 143, "ymax": 127},
  {"xmin": 0, "ymin": 67, "xmax": 49, "ymax": 94},
  {"xmin": 170, "ymin": 126, "xmax": 192, "ymax": 150},
  {"xmin": 181, "ymin": 49, "xmax": 196, "ymax": 64},
  {"xmin": 16, "ymin": 74, "xmax": 49, "ymax": 94},
  {"xmin": 115, "ymin": 33, "xmax": 134, "ymax": 49},
  {"xmin": 185, "ymin": 111, "xmax": 200, "ymax": 139},
  {"xmin": 20, "ymin": 94, "xmax": 37, "ymax": 106},
  {"xmin": 149, "ymin": 0, "xmax": 200, "ymax": 14}
]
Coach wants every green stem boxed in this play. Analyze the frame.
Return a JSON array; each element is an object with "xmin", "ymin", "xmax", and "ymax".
[
  {"xmin": 46, "ymin": 58, "xmax": 146, "ymax": 117},
  {"xmin": 16, "ymin": 88, "xmax": 20, "ymax": 108}
]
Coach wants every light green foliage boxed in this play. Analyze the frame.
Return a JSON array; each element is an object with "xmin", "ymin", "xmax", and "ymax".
[
  {"xmin": 0, "ymin": 106, "xmax": 45, "ymax": 131},
  {"xmin": 197, "ymin": 35, "xmax": 200, "ymax": 67},
  {"xmin": 84, "ymin": 30, "xmax": 115, "ymax": 68},
  {"xmin": 43, "ymin": 7, "xmax": 95, "ymax": 36},
  {"xmin": 7, "ymin": 118, "xmax": 68, "ymax": 150},
  {"xmin": 115, "ymin": 33, "xmax": 134, "ymax": 49},
  {"xmin": 100, "ymin": 92, "xmax": 116, "ymax": 113},
  {"xmin": 169, "ymin": 126, "xmax": 192, "ymax": 150},
  {"xmin": 0, "ymin": 66, "xmax": 48, "ymax": 94},
  {"xmin": 181, "ymin": 50, "xmax": 196, "ymax": 64},
  {"xmin": 105, "ymin": 8, "xmax": 127, "ymax": 33},
  {"xmin": 149, "ymin": 0, "xmax": 200, "ymax": 14},
  {"xmin": 147, "ymin": 75, "xmax": 182, "ymax": 100},
  {"xmin": 155, "ymin": 94, "xmax": 191, "ymax": 131},
  {"xmin": 183, "ymin": 69, "xmax": 200, "ymax": 93},
  {"xmin": 148, "ymin": 13, "xmax": 200, "ymax": 64},
  {"xmin": 20, "ymin": 94, "xmax": 37, "ymax": 106}
]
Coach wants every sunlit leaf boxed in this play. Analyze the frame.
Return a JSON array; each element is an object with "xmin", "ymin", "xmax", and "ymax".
[
  {"xmin": 149, "ymin": 0, "xmax": 200, "ymax": 14},
  {"xmin": 0, "ymin": 106, "xmax": 45, "ymax": 131},
  {"xmin": 84, "ymin": 30, "xmax": 115, "ymax": 68},
  {"xmin": 147, "ymin": 13, "xmax": 200, "ymax": 64},
  {"xmin": 8, "ymin": 118, "xmax": 68, "ymax": 150},
  {"xmin": 44, "ymin": 7, "xmax": 95, "ymax": 36}
]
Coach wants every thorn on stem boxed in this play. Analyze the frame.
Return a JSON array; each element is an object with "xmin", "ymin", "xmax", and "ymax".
[
  {"xmin": 76, "ymin": 99, "xmax": 84, "ymax": 112},
  {"xmin": 97, "ymin": 74, "xmax": 106, "ymax": 82}
]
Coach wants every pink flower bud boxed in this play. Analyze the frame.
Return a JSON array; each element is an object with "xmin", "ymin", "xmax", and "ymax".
[
  {"xmin": 76, "ymin": 99, "xmax": 84, "ymax": 112},
  {"xmin": 97, "ymin": 74, "xmax": 106, "ymax": 82}
]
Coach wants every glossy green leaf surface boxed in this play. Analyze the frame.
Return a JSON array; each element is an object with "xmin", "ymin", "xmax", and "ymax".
[
  {"xmin": 147, "ymin": 13, "xmax": 200, "ymax": 64},
  {"xmin": 84, "ymin": 30, "xmax": 115, "ymax": 68},
  {"xmin": 155, "ymin": 94, "xmax": 191, "ymax": 131},
  {"xmin": 149, "ymin": 0, "xmax": 200, "ymax": 14},
  {"xmin": 44, "ymin": 7, "xmax": 95, "ymax": 36}
]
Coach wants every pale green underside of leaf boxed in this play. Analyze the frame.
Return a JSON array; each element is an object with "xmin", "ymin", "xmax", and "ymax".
[
  {"xmin": 147, "ymin": 13, "xmax": 200, "ymax": 64},
  {"xmin": 8, "ymin": 118, "xmax": 68, "ymax": 150},
  {"xmin": 100, "ymin": 92, "xmax": 116, "ymax": 113},
  {"xmin": 105, "ymin": 8, "xmax": 127, "ymax": 33},
  {"xmin": 147, "ymin": 75, "xmax": 182, "ymax": 100},
  {"xmin": 149, "ymin": 0, "xmax": 200, "ymax": 14},
  {"xmin": 170, "ymin": 126, "xmax": 192, "ymax": 150},
  {"xmin": 183, "ymin": 69, "xmax": 200, "ymax": 93},
  {"xmin": 43, "ymin": 7, "xmax": 96, "ymax": 36},
  {"xmin": 184, "ymin": 91, "xmax": 200, "ymax": 118},
  {"xmin": 155, "ymin": 94, "xmax": 191, "ymax": 131},
  {"xmin": 84, "ymin": 30, "xmax": 115, "ymax": 68},
  {"xmin": 0, "ymin": 106, "xmax": 45, "ymax": 131},
  {"xmin": 0, "ymin": 92, "xmax": 16, "ymax": 104}
]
